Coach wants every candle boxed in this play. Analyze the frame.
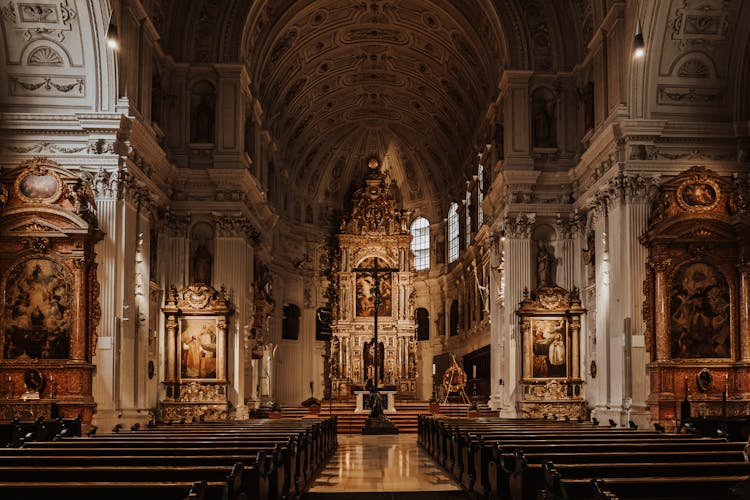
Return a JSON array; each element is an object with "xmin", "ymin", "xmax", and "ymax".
[
  {"xmin": 432, "ymin": 363, "xmax": 436, "ymax": 376},
  {"xmin": 473, "ymin": 365, "xmax": 477, "ymax": 379}
]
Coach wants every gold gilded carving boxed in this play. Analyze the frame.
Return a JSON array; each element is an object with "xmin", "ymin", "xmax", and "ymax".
[{"xmin": 178, "ymin": 381, "xmax": 225, "ymax": 402}]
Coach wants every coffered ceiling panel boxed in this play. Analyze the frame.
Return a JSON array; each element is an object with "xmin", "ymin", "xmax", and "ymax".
[{"xmin": 242, "ymin": 0, "xmax": 506, "ymax": 213}]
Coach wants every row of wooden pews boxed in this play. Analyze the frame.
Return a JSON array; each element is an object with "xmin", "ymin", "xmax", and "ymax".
[
  {"xmin": 0, "ymin": 416, "xmax": 337, "ymax": 500},
  {"xmin": 0, "ymin": 416, "xmax": 81, "ymax": 447},
  {"xmin": 418, "ymin": 415, "xmax": 750, "ymax": 500}
]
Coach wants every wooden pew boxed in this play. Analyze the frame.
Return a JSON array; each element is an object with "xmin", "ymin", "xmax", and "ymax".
[
  {"xmin": 0, "ymin": 462, "xmax": 245, "ymax": 500},
  {"xmin": 418, "ymin": 416, "xmax": 750, "ymax": 500},
  {"xmin": 0, "ymin": 416, "xmax": 337, "ymax": 500},
  {"xmin": 537, "ymin": 460, "xmax": 750, "ymax": 500}
]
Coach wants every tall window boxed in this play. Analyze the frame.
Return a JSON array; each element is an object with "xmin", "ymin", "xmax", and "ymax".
[
  {"xmin": 410, "ymin": 217, "xmax": 430, "ymax": 271},
  {"xmin": 477, "ymin": 164, "xmax": 484, "ymax": 228},
  {"xmin": 465, "ymin": 190, "xmax": 471, "ymax": 249},
  {"xmin": 448, "ymin": 202, "xmax": 459, "ymax": 263}
]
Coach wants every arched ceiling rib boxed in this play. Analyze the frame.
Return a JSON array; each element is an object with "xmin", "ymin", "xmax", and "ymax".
[{"xmin": 242, "ymin": 0, "xmax": 506, "ymax": 216}]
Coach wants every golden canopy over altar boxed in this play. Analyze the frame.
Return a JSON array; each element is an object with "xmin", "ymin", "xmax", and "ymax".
[{"xmin": 329, "ymin": 159, "xmax": 417, "ymax": 398}]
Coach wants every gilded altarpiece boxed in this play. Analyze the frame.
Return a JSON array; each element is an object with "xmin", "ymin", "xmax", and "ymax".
[
  {"xmin": 642, "ymin": 167, "xmax": 750, "ymax": 426},
  {"xmin": 517, "ymin": 285, "xmax": 586, "ymax": 419},
  {"xmin": 329, "ymin": 160, "xmax": 417, "ymax": 398},
  {"xmin": 0, "ymin": 158, "xmax": 102, "ymax": 426},
  {"xmin": 160, "ymin": 284, "xmax": 231, "ymax": 420}
]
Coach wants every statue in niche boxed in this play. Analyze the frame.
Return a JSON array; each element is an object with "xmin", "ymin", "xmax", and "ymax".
[
  {"xmin": 536, "ymin": 241, "xmax": 555, "ymax": 287},
  {"xmin": 494, "ymin": 122, "xmax": 504, "ymax": 159},
  {"xmin": 583, "ymin": 81, "xmax": 595, "ymax": 131},
  {"xmin": 190, "ymin": 83, "xmax": 215, "ymax": 143},
  {"xmin": 532, "ymin": 88, "xmax": 556, "ymax": 148},
  {"xmin": 151, "ymin": 71, "xmax": 162, "ymax": 125},
  {"xmin": 192, "ymin": 242, "xmax": 212, "ymax": 284},
  {"xmin": 582, "ymin": 230, "xmax": 595, "ymax": 278}
]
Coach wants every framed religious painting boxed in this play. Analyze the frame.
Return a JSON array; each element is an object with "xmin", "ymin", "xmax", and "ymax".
[
  {"xmin": 529, "ymin": 317, "xmax": 568, "ymax": 379},
  {"xmin": 178, "ymin": 316, "xmax": 222, "ymax": 381}
]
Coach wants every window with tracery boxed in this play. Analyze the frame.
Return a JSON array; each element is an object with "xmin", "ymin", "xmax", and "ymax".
[
  {"xmin": 448, "ymin": 202, "xmax": 459, "ymax": 263},
  {"xmin": 410, "ymin": 217, "xmax": 430, "ymax": 271}
]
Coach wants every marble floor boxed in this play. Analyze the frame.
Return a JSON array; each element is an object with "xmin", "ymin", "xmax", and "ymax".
[{"xmin": 305, "ymin": 434, "xmax": 464, "ymax": 495}]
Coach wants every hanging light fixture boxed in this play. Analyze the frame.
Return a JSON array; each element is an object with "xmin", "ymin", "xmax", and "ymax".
[
  {"xmin": 106, "ymin": 22, "xmax": 119, "ymax": 50},
  {"xmin": 633, "ymin": 19, "xmax": 645, "ymax": 59}
]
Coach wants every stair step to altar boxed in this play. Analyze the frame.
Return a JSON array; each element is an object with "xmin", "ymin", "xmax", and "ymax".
[{"xmin": 251, "ymin": 401, "xmax": 496, "ymax": 433}]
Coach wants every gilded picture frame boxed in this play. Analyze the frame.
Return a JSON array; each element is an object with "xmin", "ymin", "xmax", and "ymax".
[
  {"xmin": 14, "ymin": 164, "xmax": 63, "ymax": 204},
  {"xmin": 676, "ymin": 177, "xmax": 720, "ymax": 212}
]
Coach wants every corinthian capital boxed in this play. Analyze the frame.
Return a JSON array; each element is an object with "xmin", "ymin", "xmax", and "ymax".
[{"xmin": 504, "ymin": 212, "xmax": 536, "ymax": 239}]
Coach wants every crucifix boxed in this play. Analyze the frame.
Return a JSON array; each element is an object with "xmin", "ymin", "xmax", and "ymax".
[{"xmin": 353, "ymin": 257, "xmax": 398, "ymax": 391}]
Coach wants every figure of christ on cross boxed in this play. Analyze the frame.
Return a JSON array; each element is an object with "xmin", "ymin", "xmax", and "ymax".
[{"xmin": 353, "ymin": 257, "xmax": 399, "ymax": 430}]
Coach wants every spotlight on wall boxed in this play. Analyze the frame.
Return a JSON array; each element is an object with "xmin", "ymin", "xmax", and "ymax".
[
  {"xmin": 107, "ymin": 22, "xmax": 119, "ymax": 50},
  {"xmin": 633, "ymin": 19, "xmax": 645, "ymax": 59}
]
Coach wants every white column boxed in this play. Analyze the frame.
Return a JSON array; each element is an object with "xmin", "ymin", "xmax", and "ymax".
[
  {"xmin": 500, "ymin": 222, "xmax": 533, "ymax": 417},
  {"xmin": 591, "ymin": 208, "xmax": 610, "ymax": 416},
  {"xmin": 213, "ymin": 236, "xmax": 253, "ymax": 418},
  {"xmin": 594, "ymin": 180, "xmax": 652, "ymax": 427},
  {"xmin": 489, "ymin": 237, "xmax": 504, "ymax": 411},
  {"xmin": 92, "ymin": 196, "xmax": 118, "ymax": 413}
]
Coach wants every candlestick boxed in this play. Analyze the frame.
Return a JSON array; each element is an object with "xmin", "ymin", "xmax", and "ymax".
[
  {"xmin": 473, "ymin": 365, "xmax": 477, "ymax": 379},
  {"xmin": 432, "ymin": 363, "xmax": 436, "ymax": 376}
]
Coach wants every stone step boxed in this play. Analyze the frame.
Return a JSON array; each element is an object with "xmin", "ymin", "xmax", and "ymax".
[{"xmin": 253, "ymin": 401, "xmax": 496, "ymax": 433}]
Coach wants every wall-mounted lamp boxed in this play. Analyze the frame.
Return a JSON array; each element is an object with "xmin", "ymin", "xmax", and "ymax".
[
  {"xmin": 633, "ymin": 19, "xmax": 645, "ymax": 59},
  {"xmin": 107, "ymin": 22, "xmax": 119, "ymax": 50}
]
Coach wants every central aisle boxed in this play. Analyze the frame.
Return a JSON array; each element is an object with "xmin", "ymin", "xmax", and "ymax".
[{"xmin": 304, "ymin": 434, "xmax": 466, "ymax": 497}]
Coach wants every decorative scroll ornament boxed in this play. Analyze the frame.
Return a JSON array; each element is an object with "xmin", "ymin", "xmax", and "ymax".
[
  {"xmin": 339, "ymin": 158, "xmax": 409, "ymax": 236},
  {"xmin": 174, "ymin": 284, "xmax": 229, "ymax": 311}
]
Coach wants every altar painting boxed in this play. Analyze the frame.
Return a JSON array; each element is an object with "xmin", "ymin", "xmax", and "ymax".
[
  {"xmin": 670, "ymin": 262, "xmax": 730, "ymax": 358},
  {"xmin": 3, "ymin": 258, "xmax": 72, "ymax": 359},
  {"xmin": 356, "ymin": 258, "xmax": 392, "ymax": 317},
  {"xmin": 180, "ymin": 317, "xmax": 218, "ymax": 379},
  {"xmin": 531, "ymin": 318, "xmax": 567, "ymax": 378}
]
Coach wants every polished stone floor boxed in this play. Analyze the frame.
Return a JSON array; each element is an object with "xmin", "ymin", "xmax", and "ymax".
[{"xmin": 305, "ymin": 434, "xmax": 465, "ymax": 495}]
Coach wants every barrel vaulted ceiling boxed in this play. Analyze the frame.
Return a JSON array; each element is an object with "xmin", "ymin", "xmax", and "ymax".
[{"xmin": 162, "ymin": 0, "xmax": 585, "ymax": 219}]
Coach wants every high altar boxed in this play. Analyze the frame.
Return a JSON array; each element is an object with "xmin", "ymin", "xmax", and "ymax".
[{"xmin": 329, "ymin": 159, "xmax": 417, "ymax": 398}]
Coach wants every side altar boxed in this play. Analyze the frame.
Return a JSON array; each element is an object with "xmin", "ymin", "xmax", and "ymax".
[{"xmin": 328, "ymin": 158, "xmax": 417, "ymax": 399}]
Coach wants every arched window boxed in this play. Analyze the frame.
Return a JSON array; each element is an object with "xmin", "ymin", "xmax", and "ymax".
[
  {"xmin": 282, "ymin": 304, "xmax": 301, "ymax": 340},
  {"xmin": 448, "ymin": 202, "xmax": 459, "ymax": 263},
  {"xmin": 416, "ymin": 307, "xmax": 430, "ymax": 341},
  {"xmin": 410, "ymin": 217, "xmax": 430, "ymax": 271},
  {"xmin": 449, "ymin": 300, "xmax": 459, "ymax": 336}
]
